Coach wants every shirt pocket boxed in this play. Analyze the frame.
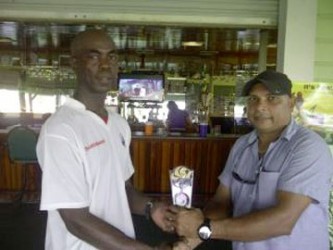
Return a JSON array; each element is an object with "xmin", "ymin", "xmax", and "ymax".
[{"xmin": 255, "ymin": 171, "xmax": 280, "ymax": 209}]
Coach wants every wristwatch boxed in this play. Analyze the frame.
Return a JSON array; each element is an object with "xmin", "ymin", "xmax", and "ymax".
[
  {"xmin": 197, "ymin": 218, "xmax": 212, "ymax": 240},
  {"xmin": 144, "ymin": 201, "xmax": 154, "ymax": 220}
]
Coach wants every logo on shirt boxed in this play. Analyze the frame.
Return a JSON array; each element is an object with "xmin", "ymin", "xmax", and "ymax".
[{"xmin": 85, "ymin": 139, "xmax": 106, "ymax": 151}]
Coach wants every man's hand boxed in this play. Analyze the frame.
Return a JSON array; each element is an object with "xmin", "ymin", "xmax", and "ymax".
[
  {"xmin": 151, "ymin": 201, "xmax": 178, "ymax": 233},
  {"xmin": 172, "ymin": 207, "xmax": 204, "ymax": 238}
]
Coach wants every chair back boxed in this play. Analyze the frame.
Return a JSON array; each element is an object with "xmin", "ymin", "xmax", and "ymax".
[{"xmin": 7, "ymin": 126, "xmax": 38, "ymax": 163}]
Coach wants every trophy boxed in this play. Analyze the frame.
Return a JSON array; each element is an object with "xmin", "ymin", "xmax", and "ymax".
[{"xmin": 169, "ymin": 166, "xmax": 194, "ymax": 208}]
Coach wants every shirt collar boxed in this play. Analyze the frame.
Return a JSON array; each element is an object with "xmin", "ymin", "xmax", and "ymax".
[
  {"xmin": 63, "ymin": 97, "xmax": 112, "ymax": 126},
  {"xmin": 279, "ymin": 118, "xmax": 299, "ymax": 141},
  {"xmin": 63, "ymin": 97, "xmax": 86, "ymax": 110},
  {"xmin": 246, "ymin": 117, "xmax": 299, "ymax": 145}
]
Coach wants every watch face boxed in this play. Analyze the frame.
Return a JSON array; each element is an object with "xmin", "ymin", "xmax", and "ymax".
[{"xmin": 199, "ymin": 225, "xmax": 212, "ymax": 240}]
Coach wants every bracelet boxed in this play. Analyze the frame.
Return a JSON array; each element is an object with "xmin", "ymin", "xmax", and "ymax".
[{"xmin": 145, "ymin": 201, "xmax": 154, "ymax": 220}]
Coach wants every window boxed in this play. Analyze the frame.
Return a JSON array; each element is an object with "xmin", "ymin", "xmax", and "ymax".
[{"xmin": 0, "ymin": 89, "xmax": 67, "ymax": 114}]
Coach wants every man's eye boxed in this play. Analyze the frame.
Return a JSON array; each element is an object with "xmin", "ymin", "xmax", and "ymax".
[
  {"xmin": 267, "ymin": 95, "xmax": 279, "ymax": 102},
  {"xmin": 108, "ymin": 54, "xmax": 118, "ymax": 61},
  {"xmin": 88, "ymin": 54, "xmax": 99, "ymax": 60},
  {"xmin": 247, "ymin": 96, "xmax": 258, "ymax": 103}
]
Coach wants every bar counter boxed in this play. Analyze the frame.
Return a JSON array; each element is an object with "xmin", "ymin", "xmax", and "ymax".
[
  {"xmin": 131, "ymin": 133, "xmax": 238, "ymax": 195},
  {"xmin": 0, "ymin": 129, "xmax": 239, "ymax": 201}
]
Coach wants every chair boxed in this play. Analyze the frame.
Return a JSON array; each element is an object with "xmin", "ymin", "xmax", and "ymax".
[{"xmin": 6, "ymin": 125, "xmax": 39, "ymax": 203}]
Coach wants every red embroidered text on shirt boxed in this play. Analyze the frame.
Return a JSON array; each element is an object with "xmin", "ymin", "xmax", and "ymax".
[{"xmin": 85, "ymin": 139, "xmax": 106, "ymax": 151}]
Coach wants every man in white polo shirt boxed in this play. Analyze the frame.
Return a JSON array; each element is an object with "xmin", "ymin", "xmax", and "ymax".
[{"xmin": 37, "ymin": 29, "xmax": 176, "ymax": 250}]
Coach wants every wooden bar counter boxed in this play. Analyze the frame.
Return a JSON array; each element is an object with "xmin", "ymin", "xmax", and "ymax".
[
  {"xmin": 131, "ymin": 133, "xmax": 238, "ymax": 195},
  {"xmin": 0, "ymin": 129, "xmax": 238, "ymax": 201}
]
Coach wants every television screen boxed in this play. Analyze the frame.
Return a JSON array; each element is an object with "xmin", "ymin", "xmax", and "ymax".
[{"xmin": 118, "ymin": 73, "xmax": 164, "ymax": 102}]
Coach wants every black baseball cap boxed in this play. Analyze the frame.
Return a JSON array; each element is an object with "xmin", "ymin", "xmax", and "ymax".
[{"xmin": 241, "ymin": 70, "xmax": 292, "ymax": 96}]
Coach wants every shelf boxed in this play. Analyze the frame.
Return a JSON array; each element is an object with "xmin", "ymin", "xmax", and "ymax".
[
  {"xmin": 118, "ymin": 48, "xmax": 259, "ymax": 58},
  {"xmin": 0, "ymin": 22, "xmax": 277, "ymax": 91}
]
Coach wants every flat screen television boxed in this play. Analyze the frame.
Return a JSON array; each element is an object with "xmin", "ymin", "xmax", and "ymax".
[{"xmin": 118, "ymin": 72, "xmax": 164, "ymax": 102}]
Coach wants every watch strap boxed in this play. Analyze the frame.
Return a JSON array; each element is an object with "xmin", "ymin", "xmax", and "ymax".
[
  {"xmin": 144, "ymin": 201, "xmax": 154, "ymax": 220},
  {"xmin": 199, "ymin": 218, "xmax": 211, "ymax": 228}
]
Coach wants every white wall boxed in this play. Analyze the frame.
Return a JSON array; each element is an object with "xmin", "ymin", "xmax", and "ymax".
[{"xmin": 277, "ymin": 0, "xmax": 317, "ymax": 81}]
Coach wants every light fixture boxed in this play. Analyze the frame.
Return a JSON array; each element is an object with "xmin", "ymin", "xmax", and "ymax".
[
  {"xmin": 267, "ymin": 43, "xmax": 277, "ymax": 48},
  {"xmin": 181, "ymin": 41, "xmax": 203, "ymax": 47}
]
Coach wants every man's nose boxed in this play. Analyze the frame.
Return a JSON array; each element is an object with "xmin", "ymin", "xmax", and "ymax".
[
  {"xmin": 99, "ymin": 56, "xmax": 111, "ymax": 69},
  {"xmin": 255, "ymin": 98, "xmax": 268, "ymax": 110}
]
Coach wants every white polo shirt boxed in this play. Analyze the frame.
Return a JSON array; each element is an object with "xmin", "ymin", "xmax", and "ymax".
[{"xmin": 37, "ymin": 98, "xmax": 135, "ymax": 250}]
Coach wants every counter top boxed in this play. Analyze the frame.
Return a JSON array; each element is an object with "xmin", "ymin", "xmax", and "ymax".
[
  {"xmin": 0, "ymin": 127, "xmax": 240, "ymax": 140},
  {"xmin": 131, "ymin": 131, "xmax": 240, "ymax": 139}
]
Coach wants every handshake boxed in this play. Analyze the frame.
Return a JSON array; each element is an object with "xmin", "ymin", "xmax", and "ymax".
[
  {"xmin": 151, "ymin": 202, "xmax": 210, "ymax": 250},
  {"xmin": 151, "ymin": 166, "xmax": 211, "ymax": 250}
]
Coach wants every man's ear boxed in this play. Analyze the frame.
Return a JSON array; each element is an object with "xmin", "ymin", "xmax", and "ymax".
[{"xmin": 289, "ymin": 95, "xmax": 295, "ymax": 110}]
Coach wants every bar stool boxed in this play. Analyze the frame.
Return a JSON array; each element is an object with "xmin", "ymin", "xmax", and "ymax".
[{"xmin": 6, "ymin": 125, "xmax": 39, "ymax": 204}]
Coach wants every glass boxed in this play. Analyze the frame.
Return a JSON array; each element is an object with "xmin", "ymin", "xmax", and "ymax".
[
  {"xmin": 144, "ymin": 122, "xmax": 153, "ymax": 135},
  {"xmin": 199, "ymin": 123, "xmax": 208, "ymax": 137}
]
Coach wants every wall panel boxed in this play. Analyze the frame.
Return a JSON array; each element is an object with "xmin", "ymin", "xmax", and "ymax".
[{"xmin": 314, "ymin": 0, "xmax": 333, "ymax": 83}]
